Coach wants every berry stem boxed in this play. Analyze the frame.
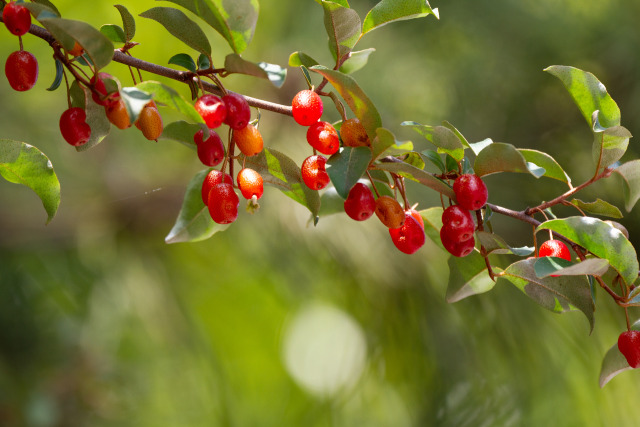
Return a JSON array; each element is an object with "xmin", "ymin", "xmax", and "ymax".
[{"xmin": 366, "ymin": 171, "xmax": 381, "ymax": 198}]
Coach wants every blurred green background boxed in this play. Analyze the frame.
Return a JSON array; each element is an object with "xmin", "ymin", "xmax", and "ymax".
[{"xmin": 2, "ymin": 0, "xmax": 640, "ymax": 426}]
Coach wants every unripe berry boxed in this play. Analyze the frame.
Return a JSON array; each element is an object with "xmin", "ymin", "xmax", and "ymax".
[
  {"xmin": 222, "ymin": 92, "xmax": 251, "ymax": 130},
  {"xmin": 5, "ymin": 50, "xmax": 38, "ymax": 91},
  {"xmin": 441, "ymin": 205, "xmax": 475, "ymax": 242},
  {"xmin": 292, "ymin": 89, "xmax": 323, "ymax": 126},
  {"xmin": 208, "ymin": 183, "xmax": 239, "ymax": 224},
  {"xmin": 618, "ymin": 330, "xmax": 640, "ymax": 368},
  {"xmin": 233, "ymin": 123, "xmax": 263, "ymax": 157},
  {"xmin": 195, "ymin": 94, "xmax": 227, "ymax": 129},
  {"xmin": 344, "ymin": 183, "xmax": 375, "ymax": 221},
  {"xmin": 538, "ymin": 239, "xmax": 571, "ymax": 261},
  {"xmin": 440, "ymin": 227, "xmax": 475, "ymax": 257},
  {"xmin": 453, "ymin": 174, "xmax": 488, "ymax": 211},
  {"xmin": 307, "ymin": 121, "xmax": 339, "ymax": 155},
  {"xmin": 59, "ymin": 107, "xmax": 91, "ymax": 146},
  {"xmin": 201, "ymin": 169, "xmax": 232, "ymax": 205},
  {"xmin": 135, "ymin": 104, "xmax": 163, "ymax": 140},
  {"xmin": 195, "ymin": 129, "xmax": 225, "ymax": 166},
  {"xmin": 389, "ymin": 212, "xmax": 426, "ymax": 254},
  {"xmin": 301, "ymin": 155, "xmax": 330, "ymax": 190},
  {"xmin": 68, "ymin": 41, "xmax": 84, "ymax": 57},
  {"xmin": 374, "ymin": 196, "xmax": 405, "ymax": 229},
  {"xmin": 340, "ymin": 118, "xmax": 370, "ymax": 147},
  {"xmin": 3, "ymin": 2, "xmax": 31, "ymax": 36},
  {"xmin": 105, "ymin": 98, "xmax": 131, "ymax": 129},
  {"xmin": 237, "ymin": 168, "xmax": 264, "ymax": 200}
]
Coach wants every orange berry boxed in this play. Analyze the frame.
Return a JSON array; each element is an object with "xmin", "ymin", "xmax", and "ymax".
[
  {"xmin": 105, "ymin": 98, "xmax": 131, "ymax": 129},
  {"xmin": 68, "ymin": 41, "xmax": 84, "ymax": 57},
  {"xmin": 340, "ymin": 118, "xmax": 370, "ymax": 147},
  {"xmin": 135, "ymin": 105, "xmax": 163, "ymax": 140},
  {"xmin": 237, "ymin": 168, "xmax": 264, "ymax": 200},
  {"xmin": 374, "ymin": 196, "xmax": 405, "ymax": 229},
  {"xmin": 233, "ymin": 123, "xmax": 263, "ymax": 157}
]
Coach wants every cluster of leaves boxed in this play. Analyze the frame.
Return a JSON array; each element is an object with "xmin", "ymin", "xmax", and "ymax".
[{"xmin": 2, "ymin": 0, "xmax": 640, "ymax": 386}]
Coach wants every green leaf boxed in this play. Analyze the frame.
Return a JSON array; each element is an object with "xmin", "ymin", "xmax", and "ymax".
[
  {"xmin": 321, "ymin": 1, "xmax": 362, "ymax": 61},
  {"xmin": 30, "ymin": 0, "xmax": 60, "ymax": 16},
  {"xmin": 545, "ymin": 65, "xmax": 621, "ymax": 129},
  {"xmin": 140, "ymin": 7, "xmax": 211, "ymax": 56},
  {"xmin": 599, "ymin": 343, "xmax": 633, "ymax": 388},
  {"xmin": 474, "ymin": 142, "xmax": 545, "ymax": 178},
  {"xmin": 339, "ymin": 48, "xmax": 375, "ymax": 74},
  {"xmin": 592, "ymin": 125, "xmax": 632, "ymax": 169},
  {"xmin": 375, "ymin": 161, "xmax": 455, "ymax": 199},
  {"xmin": 160, "ymin": 0, "xmax": 258, "ymax": 54},
  {"xmin": 168, "ymin": 53, "xmax": 197, "ymax": 72},
  {"xmin": 446, "ymin": 251, "xmax": 498, "ymax": 303},
  {"xmin": 310, "ymin": 66, "xmax": 382, "ymax": 141},
  {"xmin": 224, "ymin": 54, "xmax": 287, "ymax": 88},
  {"xmin": 534, "ymin": 257, "xmax": 610, "ymax": 278},
  {"xmin": 100, "ymin": 24, "xmax": 126, "ymax": 44},
  {"xmin": 114, "ymin": 4, "xmax": 136, "ymax": 41},
  {"xmin": 165, "ymin": 169, "xmax": 229, "ymax": 243},
  {"xmin": 135, "ymin": 81, "xmax": 204, "ymax": 124},
  {"xmin": 76, "ymin": 82, "xmax": 111, "ymax": 152},
  {"xmin": 197, "ymin": 53, "xmax": 211, "ymax": 71},
  {"xmin": 570, "ymin": 198, "xmax": 623, "ymax": 219},
  {"xmin": 326, "ymin": 147, "xmax": 372, "ymax": 199},
  {"xmin": 421, "ymin": 150, "xmax": 445, "ymax": 173},
  {"xmin": 500, "ymin": 258, "xmax": 595, "ymax": 332},
  {"xmin": 419, "ymin": 207, "xmax": 443, "ymax": 248},
  {"xmin": 371, "ymin": 127, "xmax": 398, "ymax": 160},
  {"xmin": 288, "ymin": 51, "xmax": 320, "ymax": 69},
  {"xmin": 468, "ymin": 138, "xmax": 493, "ymax": 156},
  {"xmin": 614, "ymin": 159, "xmax": 640, "ymax": 212},
  {"xmin": 362, "ymin": 0, "xmax": 439, "ymax": 35},
  {"xmin": 46, "ymin": 59, "xmax": 63, "ymax": 92},
  {"xmin": 442, "ymin": 121, "xmax": 471, "ymax": 149},
  {"xmin": 120, "ymin": 87, "xmax": 153, "ymax": 124},
  {"xmin": 537, "ymin": 217, "xmax": 639, "ymax": 286},
  {"xmin": 519, "ymin": 149, "xmax": 571, "ymax": 184},
  {"xmin": 0, "ymin": 140, "xmax": 60, "ymax": 224},
  {"xmin": 476, "ymin": 231, "xmax": 534, "ymax": 256},
  {"xmin": 401, "ymin": 121, "xmax": 465, "ymax": 161},
  {"xmin": 318, "ymin": 187, "xmax": 344, "ymax": 217},
  {"xmin": 159, "ymin": 120, "xmax": 200, "ymax": 150},
  {"xmin": 242, "ymin": 149, "xmax": 320, "ymax": 218}
]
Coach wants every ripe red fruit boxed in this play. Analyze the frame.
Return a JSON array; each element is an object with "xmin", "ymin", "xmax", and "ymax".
[
  {"xmin": 344, "ymin": 183, "xmax": 375, "ymax": 221},
  {"xmin": 237, "ymin": 168, "xmax": 264, "ymax": 200},
  {"xmin": 208, "ymin": 183, "xmax": 239, "ymax": 224},
  {"xmin": 194, "ymin": 129, "xmax": 225, "ymax": 167},
  {"xmin": 195, "ymin": 94, "xmax": 227, "ymax": 129},
  {"xmin": 222, "ymin": 92, "xmax": 251, "ymax": 130},
  {"xmin": 5, "ymin": 50, "xmax": 37, "ymax": 91},
  {"xmin": 301, "ymin": 155, "xmax": 330, "ymax": 190},
  {"xmin": 201, "ymin": 169, "xmax": 233, "ymax": 205},
  {"xmin": 440, "ymin": 227, "xmax": 475, "ymax": 257},
  {"xmin": 538, "ymin": 240, "xmax": 571, "ymax": 261},
  {"xmin": 618, "ymin": 330, "xmax": 640, "ymax": 368},
  {"xmin": 292, "ymin": 89, "xmax": 323, "ymax": 126},
  {"xmin": 453, "ymin": 174, "xmax": 488, "ymax": 211},
  {"xmin": 389, "ymin": 212, "xmax": 426, "ymax": 254},
  {"xmin": 306, "ymin": 121, "xmax": 340, "ymax": 155},
  {"xmin": 3, "ymin": 2, "xmax": 31, "ymax": 36},
  {"xmin": 59, "ymin": 107, "xmax": 91, "ymax": 146},
  {"xmin": 441, "ymin": 205, "xmax": 475, "ymax": 242}
]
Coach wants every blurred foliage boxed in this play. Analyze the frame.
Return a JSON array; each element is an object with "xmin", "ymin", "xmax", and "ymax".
[{"xmin": 2, "ymin": 0, "xmax": 640, "ymax": 426}]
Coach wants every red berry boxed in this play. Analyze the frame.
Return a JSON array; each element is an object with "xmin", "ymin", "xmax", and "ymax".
[
  {"xmin": 307, "ymin": 121, "xmax": 340, "ymax": 155},
  {"xmin": 201, "ymin": 169, "xmax": 232, "ymax": 205},
  {"xmin": 59, "ymin": 107, "xmax": 91, "ymax": 146},
  {"xmin": 407, "ymin": 209, "xmax": 424, "ymax": 229},
  {"xmin": 222, "ymin": 92, "xmax": 251, "ymax": 130},
  {"xmin": 441, "ymin": 205, "xmax": 475, "ymax": 242},
  {"xmin": 90, "ymin": 72, "xmax": 113, "ymax": 106},
  {"xmin": 453, "ymin": 174, "xmax": 488, "ymax": 211},
  {"xmin": 344, "ymin": 183, "xmax": 375, "ymax": 221},
  {"xmin": 237, "ymin": 168, "xmax": 264, "ymax": 200},
  {"xmin": 194, "ymin": 129, "xmax": 225, "ymax": 167},
  {"xmin": 292, "ymin": 90, "xmax": 323, "ymax": 126},
  {"xmin": 301, "ymin": 155, "xmax": 330, "ymax": 190},
  {"xmin": 195, "ymin": 94, "xmax": 227, "ymax": 129},
  {"xmin": 5, "ymin": 50, "xmax": 37, "ymax": 91},
  {"xmin": 538, "ymin": 240, "xmax": 571, "ymax": 261},
  {"xmin": 3, "ymin": 2, "xmax": 31, "ymax": 36},
  {"xmin": 618, "ymin": 330, "xmax": 640, "ymax": 369},
  {"xmin": 440, "ymin": 227, "xmax": 475, "ymax": 257},
  {"xmin": 389, "ymin": 212, "xmax": 426, "ymax": 254},
  {"xmin": 208, "ymin": 183, "xmax": 239, "ymax": 224}
]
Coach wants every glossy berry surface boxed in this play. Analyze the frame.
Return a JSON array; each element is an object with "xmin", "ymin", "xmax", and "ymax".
[
  {"xmin": 208, "ymin": 183, "xmax": 239, "ymax": 224},
  {"xmin": 441, "ymin": 205, "xmax": 475, "ymax": 242},
  {"xmin": 201, "ymin": 169, "xmax": 233, "ymax": 205},
  {"xmin": 195, "ymin": 94, "xmax": 227, "ymax": 129},
  {"xmin": 453, "ymin": 174, "xmax": 488, "ymax": 211},
  {"xmin": 3, "ymin": 2, "xmax": 31, "ymax": 36},
  {"xmin": 340, "ymin": 118, "xmax": 370, "ymax": 147},
  {"xmin": 222, "ymin": 92, "xmax": 251, "ymax": 130},
  {"xmin": 195, "ymin": 129, "xmax": 225, "ymax": 167},
  {"xmin": 59, "ymin": 107, "xmax": 91, "ymax": 146},
  {"xmin": 301, "ymin": 155, "xmax": 330, "ymax": 190},
  {"xmin": 105, "ymin": 98, "xmax": 131, "ymax": 129},
  {"xmin": 375, "ymin": 196, "xmax": 405, "ymax": 229},
  {"xmin": 618, "ymin": 330, "xmax": 640, "ymax": 368},
  {"xmin": 344, "ymin": 183, "xmax": 375, "ymax": 221},
  {"xmin": 135, "ymin": 104, "xmax": 163, "ymax": 140},
  {"xmin": 237, "ymin": 168, "xmax": 264, "ymax": 200},
  {"xmin": 538, "ymin": 240, "xmax": 571, "ymax": 261},
  {"xmin": 292, "ymin": 90, "xmax": 323, "ymax": 126},
  {"xmin": 389, "ymin": 212, "xmax": 426, "ymax": 254},
  {"xmin": 233, "ymin": 123, "xmax": 263, "ymax": 157},
  {"xmin": 307, "ymin": 121, "xmax": 340, "ymax": 155},
  {"xmin": 5, "ymin": 50, "xmax": 38, "ymax": 91},
  {"xmin": 440, "ymin": 228, "xmax": 475, "ymax": 257}
]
